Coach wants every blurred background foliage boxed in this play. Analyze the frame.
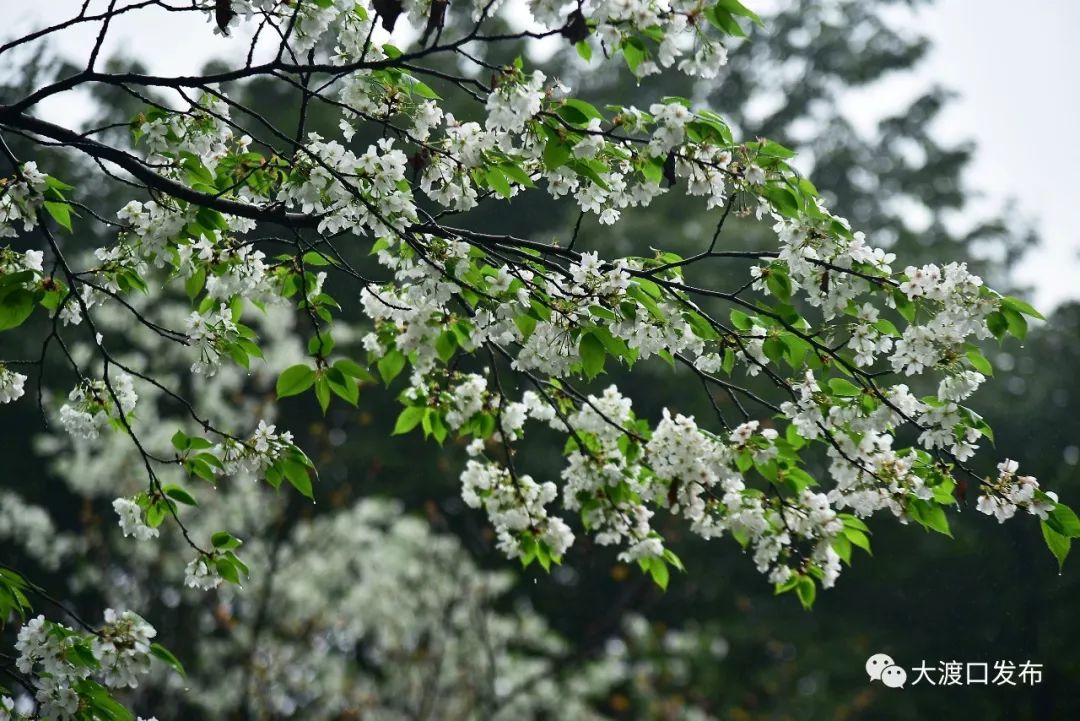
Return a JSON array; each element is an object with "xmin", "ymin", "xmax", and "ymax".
[{"xmin": 1, "ymin": 0, "xmax": 1076, "ymax": 719}]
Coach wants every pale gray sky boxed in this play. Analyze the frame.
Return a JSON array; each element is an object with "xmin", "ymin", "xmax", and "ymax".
[
  {"xmin": 859, "ymin": 1, "xmax": 1080, "ymax": 311},
  {"xmin": 5, "ymin": 0, "xmax": 1078, "ymax": 311}
]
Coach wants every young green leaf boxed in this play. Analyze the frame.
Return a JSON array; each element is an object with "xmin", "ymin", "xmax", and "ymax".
[
  {"xmin": 1042, "ymin": 521, "xmax": 1071, "ymax": 571},
  {"xmin": 276, "ymin": 364, "xmax": 316, "ymax": 398}
]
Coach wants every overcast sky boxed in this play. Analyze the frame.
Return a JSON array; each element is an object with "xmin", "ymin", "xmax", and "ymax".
[{"xmin": 6, "ymin": 0, "xmax": 1079, "ymax": 311}]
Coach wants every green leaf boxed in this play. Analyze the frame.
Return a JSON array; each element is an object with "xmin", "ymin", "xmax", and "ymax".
[
  {"xmin": 843, "ymin": 527, "xmax": 872, "ymax": 555},
  {"xmin": 282, "ymin": 458, "xmax": 314, "ymax": 499},
  {"xmin": 796, "ymin": 575, "xmax": 816, "ymax": 609},
  {"xmin": 194, "ymin": 206, "xmax": 228, "ymax": 232},
  {"xmin": 986, "ymin": 310, "xmax": 1008, "ymax": 340},
  {"xmin": 620, "ymin": 36, "xmax": 648, "ymax": 73},
  {"xmin": 69, "ymin": 641, "xmax": 100, "ymax": 669},
  {"xmin": 308, "ymin": 333, "xmax": 335, "ymax": 357},
  {"xmin": 435, "ymin": 330, "xmax": 457, "ymax": 363},
  {"xmin": 519, "ymin": 533, "xmax": 539, "ymax": 567},
  {"xmin": 569, "ymin": 159, "xmax": 610, "ymax": 189},
  {"xmin": 762, "ymin": 336, "xmax": 785, "ymax": 364},
  {"xmin": 0, "ymin": 288, "xmax": 35, "ymax": 331},
  {"xmin": 409, "ymin": 78, "xmax": 441, "ymax": 100},
  {"xmin": 562, "ymin": 98, "xmax": 602, "ymax": 121},
  {"xmin": 764, "ymin": 185, "xmax": 799, "ymax": 218},
  {"xmin": 910, "ymin": 499, "xmax": 952, "ymax": 537},
  {"xmin": 832, "ymin": 534, "xmax": 852, "ymax": 564},
  {"xmin": 0, "ymin": 270, "xmax": 33, "ymax": 291},
  {"xmin": 302, "ymin": 250, "xmax": 333, "ymax": 266},
  {"xmin": 185, "ymin": 267, "xmax": 206, "ymax": 300},
  {"xmin": 543, "ymin": 138, "xmax": 572, "ymax": 169},
  {"xmin": 663, "ymin": 548, "xmax": 686, "ymax": 572},
  {"xmin": 377, "ymin": 349, "xmax": 406, "ymax": 384},
  {"xmin": 150, "ymin": 642, "xmax": 186, "ymax": 678},
  {"xmin": 827, "ymin": 377, "xmax": 861, "ymax": 397},
  {"xmin": 43, "ymin": 200, "xmax": 72, "ymax": 231},
  {"xmin": 499, "ymin": 162, "xmax": 535, "ymax": 188},
  {"xmin": 171, "ymin": 430, "xmax": 190, "ymax": 451},
  {"xmin": 145, "ymin": 502, "xmax": 167, "ymax": 528},
  {"xmin": 781, "ymin": 333, "xmax": 810, "ymax": 368},
  {"xmin": 45, "ymin": 175, "xmax": 74, "ymax": 192},
  {"xmin": 314, "ymin": 375, "xmax": 330, "ymax": 413},
  {"xmin": 333, "ymin": 358, "xmax": 374, "ymax": 382},
  {"xmin": 186, "ymin": 457, "xmax": 218, "ymax": 484},
  {"xmin": 715, "ymin": 0, "xmax": 763, "ymax": 26},
  {"xmin": 841, "ymin": 514, "xmax": 871, "ymax": 538},
  {"xmin": 76, "ymin": 679, "xmax": 131, "ymax": 721},
  {"xmin": 647, "ymin": 557, "xmax": 669, "ymax": 590},
  {"xmin": 893, "ymin": 290, "xmax": 916, "ymax": 323},
  {"xmin": 683, "ymin": 310, "xmax": 718, "ymax": 340},
  {"xmin": 394, "ymin": 406, "xmax": 426, "ymax": 435},
  {"xmin": 729, "ymin": 309, "xmax": 752, "ymax": 331},
  {"xmin": 965, "ymin": 348, "xmax": 993, "ymax": 376},
  {"xmin": 163, "ymin": 484, "xmax": 198, "ymax": 507},
  {"xmin": 188, "ymin": 436, "xmax": 214, "ymax": 451},
  {"xmin": 484, "ymin": 167, "xmax": 512, "ymax": 198},
  {"xmin": 579, "ymin": 332, "xmax": 606, "ymax": 379},
  {"xmin": 873, "ymin": 318, "xmax": 900, "ymax": 337},
  {"xmin": 722, "ymin": 347, "xmax": 735, "ymax": 374},
  {"xmin": 1001, "ymin": 295, "xmax": 1044, "ymax": 321},
  {"xmin": 211, "ymin": 531, "xmax": 242, "ymax": 550},
  {"xmin": 765, "ymin": 269, "xmax": 792, "ymax": 300},
  {"xmin": 326, "ymin": 367, "xmax": 359, "ymax": 406},
  {"xmin": 1046, "ymin": 503, "xmax": 1080, "ymax": 537},
  {"xmin": 785, "ymin": 423, "xmax": 805, "ymax": 449},
  {"xmin": 556, "ymin": 103, "xmax": 590, "ymax": 126},
  {"xmin": 1001, "ymin": 307, "xmax": 1028, "ymax": 340},
  {"xmin": 215, "ymin": 557, "xmax": 240, "ymax": 585},
  {"xmin": 1042, "ymin": 520, "xmax": 1071, "ymax": 571},
  {"xmin": 706, "ymin": 6, "xmax": 747, "ymax": 36},
  {"xmin": 276, "ymin": 364, "xmax": 316, "ymax": 398}
]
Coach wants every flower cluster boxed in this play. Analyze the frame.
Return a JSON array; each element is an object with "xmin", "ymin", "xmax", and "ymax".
[
  {"xmin": 976, "ymin": 459, "xmax": 1056, "ymax": 523},
  {"xmin": 92, "ymin": 609, "xmax": 157, "ymax": 688},
  {"xmin": 0, "ymin": 695, "xmax": 14, "ymax": 721},
  {"xmin": 0, "ymin": 365, "xmax": 27, "ymax": 404},
  {"xmin": 184, "ymin": 555, "xmax": 223, "ymax": 591},
  {"xmin": 185, "ymin": 303, "xmax": 240, "ymax": 376},
  {"xmin": 14, "ymin": 610, "xmax": 158, "ymax": 720},
  {"xmin": 59, "ymin": 373, "xmax": 138, "ymax": 441},
  {"xmin": 14, "ymin": 616, "xmax": 82, "ymax": 719},
  {"xmin": 892, "ymin": 262, "xmax": 992, "ymax": 376},
  {"xmin": 486, "ymin": 69, "xmax": 547, "ymax": 134},
  {"xmin": 279, "ymin": 135, "xmax": 415, "ymax": 236},
  {"xmin": 0, "ymin": 245, "xmax": 44, "ymax": 274},
  {"xmin": 216, "ymin": 420, "xmax": 295, "ymax": 477},
  {"xmin": 460, "ymin": 458, "xmax": 575, "ymax": 559},
  {"xmin": 0, "ymin": 162, "xmax": 47, "ymax": 237},
  {"xmin": 112, "ymin": 497, "xmax": 159, "ymax": 541}
]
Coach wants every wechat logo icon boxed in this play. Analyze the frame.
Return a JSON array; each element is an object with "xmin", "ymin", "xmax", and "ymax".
[{"xmin": 866, "ymin": 652, "xmax": 906, "ymax": 689}]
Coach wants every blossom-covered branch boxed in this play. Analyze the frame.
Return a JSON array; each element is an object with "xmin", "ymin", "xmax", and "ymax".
[{"xmin": 0, "ymin": 0, "xmax": 1074, "ymax": 717}]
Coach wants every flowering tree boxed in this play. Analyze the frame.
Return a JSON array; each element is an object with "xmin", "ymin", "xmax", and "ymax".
[{"xmin": 0, "ymin": 0, "xmax": 1075, "ymax": 718}]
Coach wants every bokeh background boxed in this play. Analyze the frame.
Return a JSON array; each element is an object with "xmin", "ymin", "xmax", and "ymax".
[{"xmin": 2, "ymin": 1, "xmax": 1078, "ymax": 719}]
